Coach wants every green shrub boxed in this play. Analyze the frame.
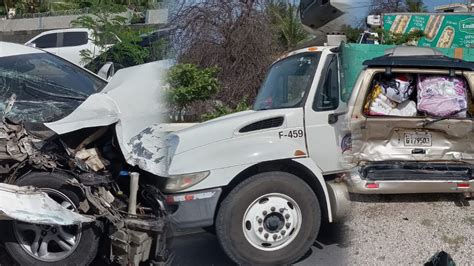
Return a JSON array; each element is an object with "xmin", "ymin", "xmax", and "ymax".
[
  {"xmin": 167, "ymin": 64, "xmax": 220, "ymax": 118},
  {"xmin": 201, "ymin": 97, "xmax": 251, "ymax": 121}
]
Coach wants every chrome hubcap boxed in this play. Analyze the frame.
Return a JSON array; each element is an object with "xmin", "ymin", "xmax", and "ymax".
[
  {"xmin": 242, "ymin": 193, "xmax": 302, "ymax": 251},
  {"xmin": 13, "ymin": 188, "xmax": 81, "ymax": 262}
]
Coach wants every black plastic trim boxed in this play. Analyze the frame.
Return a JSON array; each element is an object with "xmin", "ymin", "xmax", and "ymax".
[
  {"xmin": 363, "ymin": 55, "xmax": 474, "ymax": 71},
  {"xmin": 361, "ymin": 162, "xmax": 473, "ymax": 181}
]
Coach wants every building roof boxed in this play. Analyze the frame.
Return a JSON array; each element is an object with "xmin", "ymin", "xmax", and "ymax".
[{"xmin": 435, "ymin": 3, "xmax": 471, "ymax": 12}]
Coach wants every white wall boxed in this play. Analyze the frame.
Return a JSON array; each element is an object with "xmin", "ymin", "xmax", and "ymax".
[{"xmin": 0, "ymin": 9, "xmax": 168, "ymax": 32}]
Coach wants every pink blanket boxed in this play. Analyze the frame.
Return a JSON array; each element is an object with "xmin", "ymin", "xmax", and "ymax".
[{"xmin": 417, "ymin": 75, "xmax": 467, "ymax": 117}]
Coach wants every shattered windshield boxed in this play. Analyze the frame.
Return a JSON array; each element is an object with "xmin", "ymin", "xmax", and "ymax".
[
  {"xmin": 0, "ymin": 52, "xmax": 107, "ymax": 123},
  {"xmin": 253, "ymin": 52, "xmax": 321, "ymax": 110}
]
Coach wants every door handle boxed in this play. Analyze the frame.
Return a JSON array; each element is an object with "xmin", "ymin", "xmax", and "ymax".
[{"xmin": 412, "ymin": 149, "xmax": 426, "ymax": 154}]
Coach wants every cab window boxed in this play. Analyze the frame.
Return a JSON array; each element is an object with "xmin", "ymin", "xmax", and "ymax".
[
  {"xmin": 313, "ymin": 54, "xmax": 339, "ymax": 111},
  {"xmin": 253, "ymin": 53, "xmax": 321, "ymax": 110}
]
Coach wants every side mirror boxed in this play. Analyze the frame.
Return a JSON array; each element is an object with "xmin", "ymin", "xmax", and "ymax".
[
  {"xmin": 26, "ymin": 42, "xmax": 36, "ymax": 48},
  {"xmin": 97, "ymin": 62, "xmax": 115, "ymax": 80}
]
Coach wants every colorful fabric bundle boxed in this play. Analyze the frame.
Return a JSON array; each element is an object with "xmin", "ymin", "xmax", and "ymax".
[
  {"xmin": 379, "ymin": 74, "xmax": 415, "ymax": 103},
  {"xmin": 417, "ymin": 75, "xmax": 467, "ymax": 117},
  {"xmin": 366, "ymin": 83, "xmax": 417, "ymax": 116},
  {"xmin": 365, "ymin": 83, "xmax": 394, "ymax": 115}
]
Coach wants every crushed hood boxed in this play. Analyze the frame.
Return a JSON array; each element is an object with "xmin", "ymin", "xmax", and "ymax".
[{"xmin": 45, "ymin": 60, "xmax": 171, "ymax": 175}]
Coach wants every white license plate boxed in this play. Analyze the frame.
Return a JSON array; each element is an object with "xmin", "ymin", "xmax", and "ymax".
[{"xmin": 404, "ymin": 132, "xmax": 432, "ymax": 147}]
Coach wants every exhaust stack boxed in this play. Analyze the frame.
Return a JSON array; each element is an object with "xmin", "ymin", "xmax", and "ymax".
[{"xmin": 128, "ymin": 172, "xmax": 140, "ymax": 215}]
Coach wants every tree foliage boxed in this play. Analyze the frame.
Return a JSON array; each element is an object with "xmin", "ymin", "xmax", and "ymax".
[
  {"xmin": 267, "ymin": 2, "xmax": 309, "ymax": 51},
  {"xmin": 201, "ymin": 97, "xmax": 250, "ymax": 121},
  {"xmin": 0, "ymin": 0, "xmax": 164, "ymax": 15},
  {"xmin": 72, "ymin": 6, "xmax": 150, "ymax": 69},
  {"xmin": 341, "ymin": 24, "xmax": 364, "ymax": 43},
  {"xmin": 171, "ymin": 0, "xmax": 276, "ymax": 114},
  {"xmin": 404, "ymin": 0, "xmax": 428, "ymax": 12},
  {"xmin": 376, "ymin": 28, "xmax": 424, "ymax": 45},
  {"xmin": 167, "ymin": 64, "xmax": 220, "ymax": 118}
]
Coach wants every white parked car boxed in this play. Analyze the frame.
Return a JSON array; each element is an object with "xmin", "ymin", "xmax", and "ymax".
[{"xmin": 25, "ymin": 28, "xmax": 108, "ymax": 66}]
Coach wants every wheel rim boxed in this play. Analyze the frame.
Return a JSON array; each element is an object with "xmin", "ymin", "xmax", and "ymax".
[
  {"xmin": 242, "ymin": 193, "xmax": 302, "ymax": 251},
  {"xmin": 13, "ymin": 188, "xmax": 82, "ymax": 262}
]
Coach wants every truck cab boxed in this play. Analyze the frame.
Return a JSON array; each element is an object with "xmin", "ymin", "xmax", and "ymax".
[{"xmin": 161, "ymin": 45, "xmax": 348, "ymax": 264}]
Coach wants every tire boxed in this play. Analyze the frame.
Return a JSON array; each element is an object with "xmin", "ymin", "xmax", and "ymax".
[
  {"xmin": 4, "ymin": 172, "xmax": 100, "ymax": 266},
  {"xmin": 216, "ymin": 172, "xmax": 321, "ymax": 265},
  {"xmin": 202, "ymin": 226, "xmax": 216, "ymax": 235}
]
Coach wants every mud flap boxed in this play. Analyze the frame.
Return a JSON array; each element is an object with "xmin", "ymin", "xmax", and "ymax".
[{"xmin": 326, "ymin": 180, "xmax": 350, "ymax": 222}]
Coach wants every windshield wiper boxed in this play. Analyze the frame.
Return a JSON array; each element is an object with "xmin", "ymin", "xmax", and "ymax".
[
  {"xmin": 422, "ymin": 108, "xmax": 467, "ymax": 127},
  {"xmin": 25, "ymin": 84, "xmax": 87, "ymax": 101},
  {"xmin": 15, "ymin": 74, "xmax": 90, "ymax": 100},
  {"xmin": 44, "ymin": 81, "xmax": 90, "ymax": 99}
]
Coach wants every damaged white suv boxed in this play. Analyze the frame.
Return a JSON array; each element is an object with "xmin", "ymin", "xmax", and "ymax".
[{"xmin": 0, "ymin": 42, "xmax": 171, "ymax": 265}]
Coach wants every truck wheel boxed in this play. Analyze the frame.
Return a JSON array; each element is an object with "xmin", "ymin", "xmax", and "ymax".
[
  {"xmin": 216, "ymin": 172, "xmax": 321, "ymax": 265},
  {"xmin": 3, "ymin": 172, "xmax": 100, "ymax": 266}
]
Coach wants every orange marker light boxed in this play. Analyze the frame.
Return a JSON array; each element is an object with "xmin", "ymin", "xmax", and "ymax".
[
  {"xmin": 294, "ymin": 150, "xmax": 306, "ymax": 157},
  {"xmin": 307, "ymin": 47, "xmax": 318, "ymax": 51}
]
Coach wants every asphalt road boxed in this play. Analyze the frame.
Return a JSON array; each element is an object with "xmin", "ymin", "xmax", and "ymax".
[
  {"xmin": 1, "ymin": 194, "xmax": 471, "ymax": 265},
  {"xmin": 171, "ymin": 193, "xmax": 473, "ymax": 265},
  {"xmin": 171, "ymin": 221, "xmax": 349, "ymax": 266}
]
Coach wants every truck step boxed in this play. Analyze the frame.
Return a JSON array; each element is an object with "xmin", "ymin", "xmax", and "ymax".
[{"xmin": 361, "ymin": 162, "xmax": 472, "ymax": 181}]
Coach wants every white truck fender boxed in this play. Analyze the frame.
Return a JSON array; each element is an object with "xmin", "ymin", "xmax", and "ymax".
[{"xmin": 291, "ymin": 157, "xmax": 347, "ymax": 223}]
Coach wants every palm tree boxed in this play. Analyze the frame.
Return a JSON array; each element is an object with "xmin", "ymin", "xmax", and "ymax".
[
  {"xmin": 268, "ymin": 3, "xmax": 309, "ymax": 50},
  {"xmin": 405, "ymin": 0, "xmax": 428, "ymax": 12}
]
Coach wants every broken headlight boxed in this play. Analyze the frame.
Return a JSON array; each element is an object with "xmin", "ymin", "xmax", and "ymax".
[
  {"xmin": 164, "ymin": 171, "xmax": 210, "ymax": 192},
  {"xmin": 166, "ymin": 134, "xmax": 179, "ymax": 165}
]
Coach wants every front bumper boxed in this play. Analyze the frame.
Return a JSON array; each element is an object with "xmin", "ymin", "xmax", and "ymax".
[{"xmin": 165, "ymin": 188, "xmax": 222, "ymax": 229}]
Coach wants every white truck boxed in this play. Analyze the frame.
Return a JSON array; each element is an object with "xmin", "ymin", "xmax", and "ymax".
[{"xmin": 158, "ymin": 1, "xmax": 474, "ymax": 265}]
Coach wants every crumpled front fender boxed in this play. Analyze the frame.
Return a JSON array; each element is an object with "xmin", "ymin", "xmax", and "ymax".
[{"xmin": 0, "ymin": 183, "xmax": 93, "ymax": 225}]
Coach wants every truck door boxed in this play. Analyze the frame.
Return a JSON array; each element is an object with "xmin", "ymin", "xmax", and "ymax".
[{"xmin": 304, "ymin": 51, "xmax": 349, "ymax": 173}]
